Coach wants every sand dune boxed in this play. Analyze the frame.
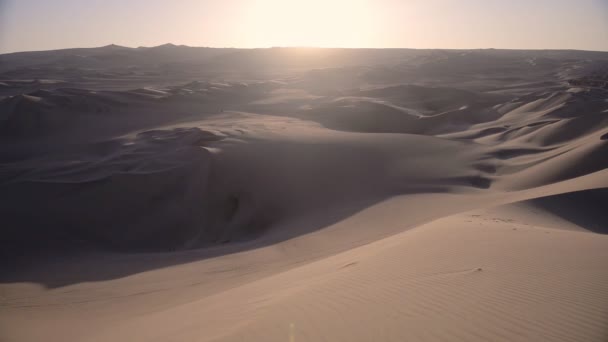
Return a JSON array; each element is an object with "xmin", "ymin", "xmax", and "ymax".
[{"xmin": 0, "ymin": 46, "xmax": 607, "ymax": 342}]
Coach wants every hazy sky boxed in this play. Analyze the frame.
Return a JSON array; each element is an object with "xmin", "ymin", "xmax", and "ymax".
[{"xmin": 1, "ymin": 0, "xmax": 607, "ymax": 53}]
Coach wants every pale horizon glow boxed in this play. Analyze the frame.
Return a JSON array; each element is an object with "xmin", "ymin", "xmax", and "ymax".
[{"xmin": 0, "ymin": 0, "xmax": 607, "ymax": 53}]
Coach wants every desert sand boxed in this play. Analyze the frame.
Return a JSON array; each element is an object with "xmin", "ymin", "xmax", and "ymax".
[{"xmin": 0, "ymin": 46, "xmax": 607, "ymax": 341}]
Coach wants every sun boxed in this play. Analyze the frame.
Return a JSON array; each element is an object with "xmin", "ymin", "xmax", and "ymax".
[{"xmin": 239, "ymin": 0, "xmax": 377, "ymax": 48}]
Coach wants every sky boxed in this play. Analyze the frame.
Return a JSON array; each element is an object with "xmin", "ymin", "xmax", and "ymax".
[{"xmin": 0, "ymin": 0, "xmax": 607, "ymax": 53}]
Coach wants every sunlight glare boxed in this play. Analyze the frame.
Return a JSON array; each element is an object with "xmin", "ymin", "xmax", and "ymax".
[{"xmin": 241, "ymin": 0, "xmax": 377, "ymax": 47}]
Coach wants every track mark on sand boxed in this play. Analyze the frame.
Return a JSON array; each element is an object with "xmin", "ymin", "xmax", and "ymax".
[{"xmin": 339, "ymin": 262, "xmax": 359, "ymax": 269}]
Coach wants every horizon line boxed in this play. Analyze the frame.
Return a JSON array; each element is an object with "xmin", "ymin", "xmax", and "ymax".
[{"xmin": 2, "ymin": 43, "xmax": 608, "ymax": 55}]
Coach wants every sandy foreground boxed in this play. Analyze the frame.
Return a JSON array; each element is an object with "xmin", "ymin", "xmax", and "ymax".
[{"xmin": 0, "ymin": 47, "xmax": 607, "ymax": 341}]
